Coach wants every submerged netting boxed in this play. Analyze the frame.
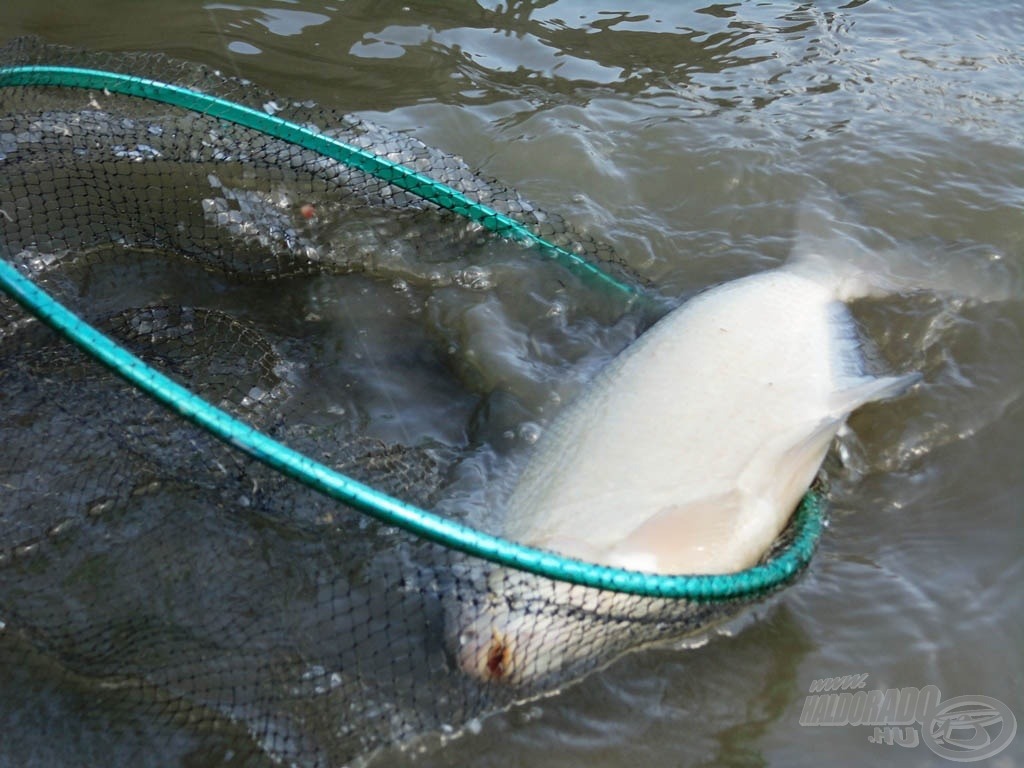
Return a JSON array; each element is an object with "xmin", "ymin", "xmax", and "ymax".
[{"xmin": 0, "ymin": 38, "xmax": 822, "ymax": 767}]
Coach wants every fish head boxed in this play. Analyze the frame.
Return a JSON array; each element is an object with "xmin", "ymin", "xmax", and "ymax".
[
  {"xmin": 447, "ymin": 567, "xmax": 626, "ymax": 687},
  {"xmin": 451, "ymin": 598, "xmax": 532, "ymax": 685}
]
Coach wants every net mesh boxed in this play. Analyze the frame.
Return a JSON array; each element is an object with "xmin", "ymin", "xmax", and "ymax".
[{"xmin": 0, "ymin": 37, "xmax": 812, "ymax": 767}]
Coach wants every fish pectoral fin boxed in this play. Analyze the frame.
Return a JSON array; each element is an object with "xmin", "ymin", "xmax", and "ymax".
[
  {"xmin": 738, "ymin": 416, "xmax": 841, "ymax": 495},
  {"xmin": 828, "ymin": 373, "xmax": 920, "ymax": 418},
  {"xmin": 606, "ymin": 419, "xmax": 839, "ymax": 576},
  {"xmin": 600, "ymin": 373, "xmax": 918, "ymax": 577},
  {"xmin": 752, "ymin": 374, "xmax": 919, "ymax": 500},
  {"xmin": 604, "ymin": 491, "xmax": 744, "ymax": 574}
]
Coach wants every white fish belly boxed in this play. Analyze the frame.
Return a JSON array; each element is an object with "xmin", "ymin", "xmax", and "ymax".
[{"xmin": 503, "ymin": 268, "xmax": 873, "ymax": 575}]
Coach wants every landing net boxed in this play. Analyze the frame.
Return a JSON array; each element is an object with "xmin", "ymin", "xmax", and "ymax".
[{"xmin": 0, "ymin": 37, "xmax": 821, "ymax": 767}]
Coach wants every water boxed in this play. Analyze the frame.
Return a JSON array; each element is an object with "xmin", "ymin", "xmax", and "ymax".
[{"xmin": 1, "ymin": 2, "xmax": 1022, "ymax": 766}]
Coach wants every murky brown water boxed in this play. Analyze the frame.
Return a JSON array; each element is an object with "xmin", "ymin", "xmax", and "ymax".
[{"xmin": 1, "ymin": 1, "xmax": 1021, "ymax": 766}]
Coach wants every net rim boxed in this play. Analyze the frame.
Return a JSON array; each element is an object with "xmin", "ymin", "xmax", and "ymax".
[{"xmin": 0, "ymin": 64, "xmax": 824, "ymax": 598}]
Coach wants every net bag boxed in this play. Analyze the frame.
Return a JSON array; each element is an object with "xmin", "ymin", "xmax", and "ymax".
[{"xmin": 0, "ymin": 38, "xmax": 822, "ymax": 767}]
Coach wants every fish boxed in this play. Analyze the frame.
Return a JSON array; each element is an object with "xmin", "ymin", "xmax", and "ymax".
[{"xmin": 448, "ymin": 199, "xmax": 1014, "ymax": 686}]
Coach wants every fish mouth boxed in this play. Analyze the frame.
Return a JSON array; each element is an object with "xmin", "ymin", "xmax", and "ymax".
[
  {"xmin": 483, "ymin": 628, "xmax": 515, "ymax": 682},
  {"xmin": 445, "ymin": 572, "xmax": 585, "ymax": 687},
  {"xmin": 455, "ymin": 624, "xmax": 520, "ymax": 684}
]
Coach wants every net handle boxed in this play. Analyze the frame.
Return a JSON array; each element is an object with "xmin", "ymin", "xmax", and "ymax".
[{"xmin": 0, "ymin": 66, "xmax": 823, "ymax": 598}]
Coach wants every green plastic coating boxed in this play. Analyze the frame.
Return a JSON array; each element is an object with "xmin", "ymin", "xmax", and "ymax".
[{"xmin": 0, "ymin": 65, "xmax": 824, "ymax": 598}]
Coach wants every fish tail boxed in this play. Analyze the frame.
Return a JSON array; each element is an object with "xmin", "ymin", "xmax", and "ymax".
[{"xmin": 785, "ymin": 192, "xmax": 1021, "ymax": 303}]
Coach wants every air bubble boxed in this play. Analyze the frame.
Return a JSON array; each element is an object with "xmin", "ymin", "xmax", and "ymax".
[
  {"xmin": 546, "ymin": 299, "xmax": 568, "ymax": 318},
  {"xmin": 13, "ymin": 541, "xmax": 38, "ymax": 559},
  {"xmin": 47, "ymin": 518, "xmax": 75, "ymax": 539},
  {"xmin": 518, "ymin": 422, "xmax": 542, "ymax": 444},
  {"xmin": 456, "ymin": 266, "xmax": 494, "ymax": 291},
  {"xmin": 87, "ymin": 498, "xmax": 115, "ymax": 518}
]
